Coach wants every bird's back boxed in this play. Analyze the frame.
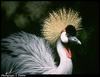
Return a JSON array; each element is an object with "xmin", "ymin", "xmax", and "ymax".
[{"xmin": 1, "ymin": 32, "xmax": 56, "ymax": 74}]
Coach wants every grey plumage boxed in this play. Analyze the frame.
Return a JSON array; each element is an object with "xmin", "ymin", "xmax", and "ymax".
[{"xmin": 1, "ymin": 31, "xmax": 56, "ymax": 74}]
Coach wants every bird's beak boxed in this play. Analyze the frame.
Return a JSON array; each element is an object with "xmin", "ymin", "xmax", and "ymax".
[
  {"xmin": 76, "ymin": 38, "xmax": 81, "ymax": 45},
  {"xmin": 68, "ymin": 36, "xmax": 81, "ymax": 45}
]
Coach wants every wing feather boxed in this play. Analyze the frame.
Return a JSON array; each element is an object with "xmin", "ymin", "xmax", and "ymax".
[{"xmin": 1, "ymin": 31, "xmax": 56, "ymax": 74}]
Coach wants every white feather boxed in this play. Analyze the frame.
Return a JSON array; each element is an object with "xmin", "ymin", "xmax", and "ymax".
[
  {"xmin": 60, "ymin": 32, "xmax": 68, "ymax": 43},
  {"xmin": 1, "ymin": 31, "xmax": 56, "ymax": 74}
]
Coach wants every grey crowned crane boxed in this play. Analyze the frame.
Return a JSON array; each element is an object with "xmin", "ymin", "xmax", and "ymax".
[{"xmin": 1, "ymin": 8, "xmax": 82, "ymax": 75}]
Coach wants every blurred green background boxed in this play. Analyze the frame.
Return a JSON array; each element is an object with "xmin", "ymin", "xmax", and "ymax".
[{"xmin": 1, "ymin": 1, "xmax": 99, "ymax": 74}]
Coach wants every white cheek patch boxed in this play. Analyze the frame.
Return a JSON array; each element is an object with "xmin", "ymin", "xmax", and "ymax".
[{"xmin": 60, "ymin": 32, "xmax": 68, "ymax": 43}]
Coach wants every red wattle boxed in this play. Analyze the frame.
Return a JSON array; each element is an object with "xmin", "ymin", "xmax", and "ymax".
[{"xmin": 64, "ymin": 48, "xmax": 72, "ymax": 59}]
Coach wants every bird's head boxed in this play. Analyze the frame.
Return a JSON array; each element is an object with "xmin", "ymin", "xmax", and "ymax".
[
  {"xmin": 61, "ymin": 25, "xmax": 81, "ymax": 45},
  {"xmin": 42, "ymin": 8, "xmax": 82, "ymax": 45}
]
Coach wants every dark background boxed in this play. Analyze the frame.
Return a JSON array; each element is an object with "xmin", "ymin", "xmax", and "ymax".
[{"xmin": 1, "ymin": 1, "xmax": 99, "ymax": 74}]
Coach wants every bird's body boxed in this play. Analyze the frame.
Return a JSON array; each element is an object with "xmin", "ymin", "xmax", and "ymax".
[
  {"xmin": 1, "ymin": 32, "xmax": 72, "ymax": 74},
  {"xmin": 1, "ymin": 8, "xmax": 82, "ymax": 75}
]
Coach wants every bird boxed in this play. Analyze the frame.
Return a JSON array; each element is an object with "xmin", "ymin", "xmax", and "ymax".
[{"xmin": 1, "ymin": 8, "xmax": 82, "ymax": 75}]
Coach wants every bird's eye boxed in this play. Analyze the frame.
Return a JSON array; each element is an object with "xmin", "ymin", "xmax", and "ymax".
[{"xmin": 72, "ymin": 38, "xmax": 75, "ymax": 41}]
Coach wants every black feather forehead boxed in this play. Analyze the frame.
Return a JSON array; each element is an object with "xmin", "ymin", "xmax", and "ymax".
[{"xmin": 65, "ymin": 25, "xmax": 76, "ymax": 36}]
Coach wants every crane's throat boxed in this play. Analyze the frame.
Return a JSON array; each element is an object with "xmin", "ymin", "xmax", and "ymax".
[{"xmin": 64, "ymin": 48, "xmax": 72, "ymax": 59}]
